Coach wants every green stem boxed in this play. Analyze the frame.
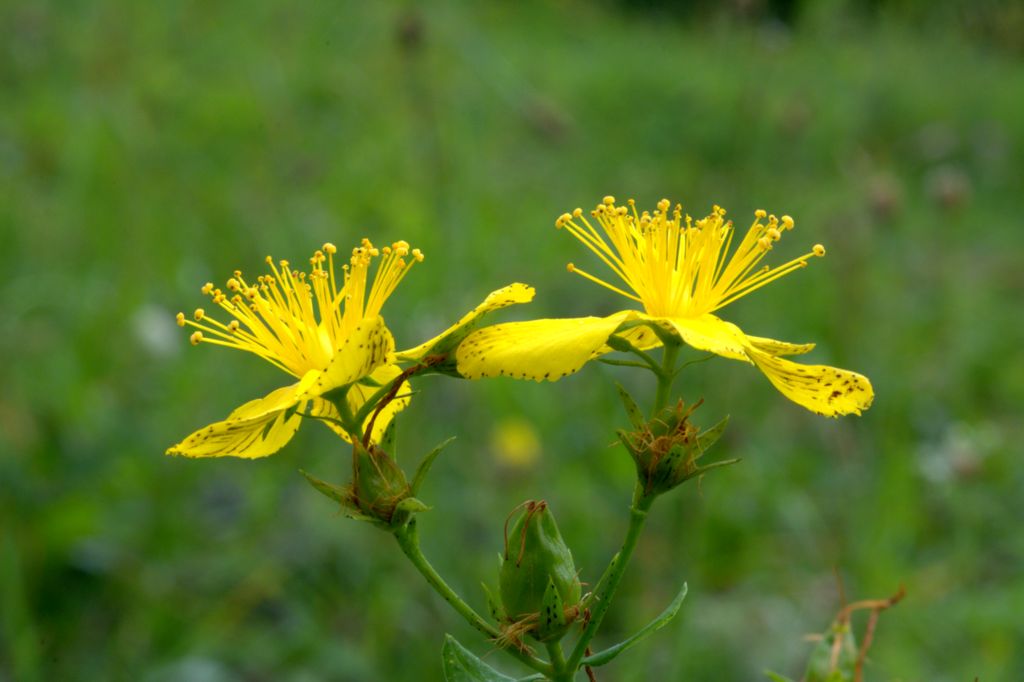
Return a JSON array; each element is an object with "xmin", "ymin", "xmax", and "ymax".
[
  {"xmin": 545, "ymin": 641, "xmax": 570, "ymax": 681},
  {"xmin": 329, "ymin": 393, "xmax": 362, "ymax": 436},
  {"xmin": 393, "ymin": 520, "xmax": 553, "ymax": 676},
  {"xmin": 563, "ymin": 342, "xmax": 678, "ymax": 676},
  {"xmin": 652, "ymin": 342, "xmax": 681, "ymax": 414},
  {"xmin": 565, "ymin": 482, "xmax": 654, "ymax": 674}
]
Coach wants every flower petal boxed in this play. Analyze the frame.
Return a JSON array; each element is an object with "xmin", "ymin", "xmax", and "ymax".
[
  {"xmin": 456, "ymin": 312, "xmax": 634, "ymax": 381},
  {"xmin": 166, "ymin": 378, "xmax": 313, "ymax": 458},
  {"xmin": 397, "ymin": 283, "xmax": 535, "ymax": 361},
  {"xmin": 746, "ymin": 347, "xmax": 874, "ymax": 417},
  {"xmin": 655, "ymin": 314, "xmax": 751, "ymax": 362},
  {"xmin": 600, "ymin": 321, "xmax": 662, "ymax": 353},
  {"xmin": 309, "ymin": 364, "xmax": 411, "ymax": 443},
  {"xmin": 313, "ymin": 315, "xmax": 394, "ymax": 396},
  {"xmin": 745, "ymin": 335, "xmax": 815, "ymax": 356}
]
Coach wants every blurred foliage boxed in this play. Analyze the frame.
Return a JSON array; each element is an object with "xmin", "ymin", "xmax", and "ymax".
[{"xmin": 1, "ymin": 0, "xmax": 1022, "ymax": 680}]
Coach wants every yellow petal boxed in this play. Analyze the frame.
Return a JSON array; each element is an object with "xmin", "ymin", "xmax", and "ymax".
[
  {"xmin": 312, "ymin": 315, "xmax": 394, "ymax": 396},
  {"xmin": 652, "ymin": 313, "xmax": 751, "ymax": 362},
  {"xmin": 309, "ymin": 364, "xmax": 411, "ymax": 443},
  {"xmin": 166, "ymin": 385, "xmax": 308, "ymax": 459},
  {"xmin": 745, "ymin": 335, "xmax": 815, "ymax": 356},
  {"xmin": 397, "ymin": 283, "xmax": 535, "ymax": 361},
  {"xmin": 746, "ymin": 347, "xmax": 874, "ymax": 417},
  {"xmin": 455, "ymin": 311, "xmax": 635, "ymax": 381},
  {"xmin": 601, "ymin": 321, "xmax": 662, "ymax": 353}
]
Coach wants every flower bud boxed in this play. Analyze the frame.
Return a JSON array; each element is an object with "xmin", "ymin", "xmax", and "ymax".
[
  {"xmin": 351, "ymin": 440, "xmax": 412, "ymax": 524},
  {"xmin": 617, "ymin": 391, "xmax": 733, "ymax": 497},
  {"xmin": 498, "ymin": 500, "xmax": 581, "ymax": 643}
]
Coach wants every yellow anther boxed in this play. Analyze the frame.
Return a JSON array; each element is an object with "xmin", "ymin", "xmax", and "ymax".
[
  {"xmin": 603, "ymin": 195, "xmax": 616, "ymax": 205},
  {"xmin": 767, "ymin": 227, "xmax": 781, "ymax": 241},
  {"xmin": 201, "ymin": 282, "xmax": 214, "ymax": 295},
  {"xmin": 323, "ymin": 242, "xmax": 337, "ymax": 254},
  {"xmin": 781, "ymin": 215, "xmax": 794, "ymax": 230},
  {"xmin": 758, "ymin": 236, "xmax": 773, "ymax": 250},
  {"xmin": 412, "ymin": 248, "xmax": 424, "ymax": 262},
  {"xmin": 228, "ymin": 320, "xmax": 240, "ymax": 332},
  {"xmin": 279, "ymin": 260, "xmax": 289, "ymax": 268},
  {"xmin": 556, "ymin": 212, "xmax": 572, "ymax": 227},
  {"xmin": 657, "ymin": 199, "xmax": 670, "ymax": 212},
  {"xmin": 566, "ymin": 263, "xmax": 576, "ymax": 273},
  {"xmin": 193, "ymin": 308, "xmax": 205, "ymax": 321},
  {"xmin": 768, "ymin": 214, "xmax": 778, "ymax": 226},
  {"xmin": 813, "ymin": 244, "xmax": 826, "ymax": 257},
  {"xmin": 754, "ymin": 209, "xmax": 767, "ymax": 219},
  {"xmin": 245, "ymin": 287, "xmax": 258, "ymax": 299},
  {"xmin": 227, "ymin": 278, "xmax": 241, "ymax": 292},
  {"xmin": 189, "ymin": 331, "xmax": 203, "ymax": 345},
  {"xmin": 176, "ymin": 312, "xmax": 186, "ymax": 327},
  {"xmin": 572, "ymin": 208, "xmax": 583, "ymax": 218}
]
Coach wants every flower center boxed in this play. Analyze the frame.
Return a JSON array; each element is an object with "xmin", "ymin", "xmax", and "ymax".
[
  {"xmin": 176, "ymin": 239, "xmax": 423, "ymax": 377},
  {"xmin": 556, "ymin": 196, "xmax": 824, "ymax": 318}
]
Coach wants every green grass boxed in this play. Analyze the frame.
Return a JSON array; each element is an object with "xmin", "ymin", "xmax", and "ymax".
[{"xmin": 2, "ymin": 1, "xmax": 1022, "ymax": 680}]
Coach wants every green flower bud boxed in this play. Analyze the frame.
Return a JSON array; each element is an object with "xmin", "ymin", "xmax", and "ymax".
[
  {"xmin": 616, "ymin": 390, "xmax": 734, "ymax": 497},
  {"xmin": 351, "ymin": 440, "xmax": 411, "ymax": 524},
  {"xmin": 498, "ymin": 500, "xmax": 581, "ymax": 643}
]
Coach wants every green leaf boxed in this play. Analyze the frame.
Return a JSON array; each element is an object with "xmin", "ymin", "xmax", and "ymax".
[
  {"xmin": 764, "ymin": 672, "xmax": 796, "ymax": 682},
  {"xmin": 616, "ymin": 384, "xmax": 646, "ymax": 429},
  {"xmin": 411, "ymin": 437, "xmax": 456, "ymax": 496},
  {"xmin": 299, "ymin": 469, "xmax": 348, "ymax": 504},
  {"xmin": 540, "ymin": 576, "xmax": 566, "ymax": 634},
  {"xmin": 441, "ymin": 634, "xmax": 516, "ymax": 682},
  {"xmin": 696, "ymin": 415, "xmax": 729, "ymax": 457},
  {"xmin": 395, "ymin": 497, "xmax": 431, "ymax": 514},
  {"xmin": 380, "ymin": 419, "xmax": 397, "ymax": 455},
  {"xmin": 481, "ymin": 582, "xmax": 505, "ymax": 622},
  {"xmin": 582, "ymin": 583, "xmax": 688, "ymax": 668}
]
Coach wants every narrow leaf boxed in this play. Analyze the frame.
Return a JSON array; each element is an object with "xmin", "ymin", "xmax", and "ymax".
[
  {"xmin": 395, "ymin": 497, "xmax": 431, "ymax": 514},
  {"xmin": 541, "ymin": 577, "xmax": 566, "ymax": 632},
  {"xmin": 764, "ymin": 672, "xmax": 797, "ymax": 682},
  {"xmin": 299, "ymin": 469, "xmax": 348, "ymax": 504},
  {"xmin": 411, "ymin": 437, "xmax": 456, "ymax": 496},
  {"xmin": 380, "ymin": 419, "xmax": 397, "ymax": 455},
  {"xmin": 582, "ymin": 583, "xmax": 688, "ymax": 668},
  {"xmin": 481, "ymin": 583, "xmax": 505, "ymax": 622},
  {"xmin": 615, "ymin": 384, "xmax": 646, "ymax": 429},
  {"xmin": 696, "ymin": 415, "xmax": 730, "ymax": 456},
  {"xmin": 442, "ymin": 634, "xmax": 516, "ymax": 682}
]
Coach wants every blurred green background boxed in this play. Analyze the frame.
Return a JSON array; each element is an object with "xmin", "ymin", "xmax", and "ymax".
[{"xmin": 2, "ymin": 1, "xmax": 1022, "ymax": 680}]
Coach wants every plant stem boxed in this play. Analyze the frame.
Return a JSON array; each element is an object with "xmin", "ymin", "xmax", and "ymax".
[
  {"xmin": 564, "ymin": 482, "xmax": 654, "ymax": 674},
  {"xmin": 652, "ymin": 342, "xmax": 681, "ymax": 414},
  {"xmin": 393, "ymin": 520, "xmax": 553, "ymax": 676},
  {"xmin": 546, "ymin": 641, "xmax": 570, "ymax": 681},
  {"xmin": 564, "ymin": 341, "xmax": 678, "ymax": 676}
]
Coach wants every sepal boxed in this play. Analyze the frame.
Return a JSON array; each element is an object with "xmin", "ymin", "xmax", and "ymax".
[{"xmin": 619, "ymin": 399, "xmax": 736, "ymax": 497}]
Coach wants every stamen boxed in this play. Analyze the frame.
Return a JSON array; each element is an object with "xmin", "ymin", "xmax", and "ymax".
[
  {"xmin": 556, "ymin": 198, "xmax": 822, "ymax": 318},
  {"xmin": 177, "ymin": 239, "xmax": 421, "ymax": 377}
]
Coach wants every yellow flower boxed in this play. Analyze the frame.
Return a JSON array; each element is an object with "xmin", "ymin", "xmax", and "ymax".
[
  {"xmin": 455, "ymin": 197, "xmax": 873, "ymax": 417},
  {"xmin": 168, "ymin": 239, "xmax": 423, "ymax": 458}
]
